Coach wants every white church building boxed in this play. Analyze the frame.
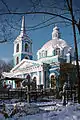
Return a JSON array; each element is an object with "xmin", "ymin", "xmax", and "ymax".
[{"xmin": 2, "ymin": 16, "xmax": 74, "ymax": 89}]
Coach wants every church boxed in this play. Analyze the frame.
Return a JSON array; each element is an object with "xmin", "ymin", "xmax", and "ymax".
[{"xmin": 2, "ymin": 16, "xmax": 74, "ymax": 89}]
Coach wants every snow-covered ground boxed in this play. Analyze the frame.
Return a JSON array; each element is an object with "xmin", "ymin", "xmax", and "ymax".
[{"xmin": 0, "ymin": 99, "xmax": 80, "ymax": 120}]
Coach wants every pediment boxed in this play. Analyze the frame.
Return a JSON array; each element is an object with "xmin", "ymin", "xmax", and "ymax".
[{"xmin": 11, "ymin": 59, "xmax": 42, "ymax": 72}]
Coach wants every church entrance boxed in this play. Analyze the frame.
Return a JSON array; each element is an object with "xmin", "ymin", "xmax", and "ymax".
[
  {"xmin": 15, "ymin": 81, "xmax": 21, "ymax": 88},
  {"xmin": 51, "ymin": 75, "xmax": 56, "ymax": 89}
]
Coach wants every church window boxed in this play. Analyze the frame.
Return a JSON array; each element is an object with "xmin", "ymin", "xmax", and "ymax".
[
  {"xmin": 53, "ymin": 50, "xmax": 55, "ymax": 56},
  {"xmin": 16, "ymin": 44, "xmax": 19, "ymax": 52},
  {"xmin": 25, "ymin": 43, "xmax": 29, "ymax": 52},
  {"xmin": 39, "ymin": 53, "xmax": 41, "ymax": 58},
  {"xmin": 45, "ymin": 51, "xmax": 47, "ymax": 57},
  {"xmin": 41, "ymin": 50, "xmax": 47, "ymax": 58},
  {"xmin": 55, "ymin": 48, "xmax": 60, "ymax": 56},
  {"xmin": 42, "ymin": 51, "xmax": 44, "ymax": 57},
  {"xmin": 16, "ymin": 57, "xmax": 19, "ymax": 65}
]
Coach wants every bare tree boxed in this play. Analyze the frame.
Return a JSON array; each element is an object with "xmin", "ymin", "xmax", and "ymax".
[
  {"xmin": 0, "ymin": 59, "xmax": 13, "ymax": 77},
  {"xmin": 0, "ymin": 59, "xmax": 13, "ymax": 88}
]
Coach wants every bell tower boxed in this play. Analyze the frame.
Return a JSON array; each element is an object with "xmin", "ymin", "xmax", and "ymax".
[{"xmin": 13, "ymin": 16, "xmax": 33, "ymax": 66}]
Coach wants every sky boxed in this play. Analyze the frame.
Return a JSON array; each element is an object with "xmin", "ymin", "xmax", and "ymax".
[{"xmin": 0, "ymin": 0, "xmax": 80, "ymax": 62}]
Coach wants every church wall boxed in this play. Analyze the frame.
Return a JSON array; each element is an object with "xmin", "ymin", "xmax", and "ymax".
[
  {"xmin": 31, "ymin": 71, "xmax": 42, "ymax": 87},
  {"xmin": 30, "ymin": 69, "xmax": 49, "ymax": 89},
  {"xmin": 13, "ymin": 53, "xmax": 21, "ymax": 66},
  {"xmin": 31, "ymin": 72, "xmax": 37, "ymax": 77},
  {"xmin": 49, "ymin": 62, "xmax": 60, "ymax": 86},
  {"xmin": 14, "ymin": 41, "xmax": 22, "ymax": 55},
  {"xmin": 47, "ymin": 47, "xmax": 53, "ymax": 57},
  {"xmin": 19, "ymin": 41, "xmax": 22, "ymax": 53},
  {"xmin": 42, "ymin": 70, "xmax": 49, "ymax": 89},
  {"xmin": 39, "ymin": 71, "xmax": 41, "ymax": 85},
  {"xmin": 22, "ymin": 40, "xmax": 24, "ymax": 52},
  {"xmin": 37, "ymin": 47, "xmax": 54, "ymax": 60}
]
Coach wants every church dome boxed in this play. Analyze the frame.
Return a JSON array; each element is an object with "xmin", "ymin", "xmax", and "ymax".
[
  {"xmin": 39, "ymin": 26, "xmax": 68, "ymax": 51},
  {"xmin": 37, "ymin": 26, "xmax": 73, "ymax": 61}
]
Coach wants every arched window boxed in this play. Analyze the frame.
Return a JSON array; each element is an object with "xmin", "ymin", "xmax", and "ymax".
[
  {"xmin": 45, "ymin": 51, "xmax": 47, "ymax": 57},
  {"xmin": 53, "ymin": 50, "xmax": 55, "ymax": 56},
  {"xmin": 16, "ymin": 44, "xmax": 19, "ymax": 52},
  {"xmin": 41, "ymin": 50, "xmax": 47, "ymax": 58},
  {"xmin": 16, "ymin": 57, "xmax": 19, "ymax": 65},
  {"xmin": 39, "ymin": 52, "xmax": 41, "ymax": 59},
  {"xmin": 25, "ymin": 43, "xmax": 29, "ymax": 52},
  {"xmin": 55, "ymin": 48, "xmax": 60, "ymax": 56}
]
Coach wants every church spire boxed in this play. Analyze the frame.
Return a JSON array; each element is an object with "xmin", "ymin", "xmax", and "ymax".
[{"xmin": 21, "ymin": 16, "xmax": 26, "ymax": 35}]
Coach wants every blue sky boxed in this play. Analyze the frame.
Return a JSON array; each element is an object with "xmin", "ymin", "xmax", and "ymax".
[{"xmin": 0, "ymin": 0, "xmax": 80, "ymax": 62}]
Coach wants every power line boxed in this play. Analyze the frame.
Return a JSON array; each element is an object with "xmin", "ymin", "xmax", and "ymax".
[
  {"xmin": 0, "ymin": 0, "xmax": 11, "ymax": 13},
  {"xmin": 1, "ymin": 12, "xmax": 70, "ymax": 32}
]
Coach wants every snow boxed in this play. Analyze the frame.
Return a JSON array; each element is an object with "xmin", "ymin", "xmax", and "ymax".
[{"xmin": 0, "ymin": 99, "xmax": 80, "ymax": 120}]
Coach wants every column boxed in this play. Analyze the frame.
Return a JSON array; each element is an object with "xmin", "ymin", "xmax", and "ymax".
[
  {"xmin": 12, "ymin": 80, "xmax": 16, "ymax": 88},
  {"xmin": 41, "ymin": 70, "xmax": 44, "ymax": 88},
  {"xmin": 49, "ymin": 75, "xmax": 51, "ymax": 88},
  {"xmin": 37, "ymin": 71, "xmax": 39, "ymax": 88}
]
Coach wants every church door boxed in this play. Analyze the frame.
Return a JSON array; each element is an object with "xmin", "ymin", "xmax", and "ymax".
[
  {"xmin": 15, "ymin": 81, "xmax": 21, "ymax": 88},
  {"xmin": 51, "ymin": 75, "xmax": 56, "ymax": 89}
]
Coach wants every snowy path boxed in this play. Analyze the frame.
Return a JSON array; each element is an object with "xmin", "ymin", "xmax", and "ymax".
[
  {"xmin": 0, "ymin": 100, "xmax": 80, "ymax": 120},
  {"xmin": 6, "ymin": 103, "xmax": 80, "ymax": 120}
]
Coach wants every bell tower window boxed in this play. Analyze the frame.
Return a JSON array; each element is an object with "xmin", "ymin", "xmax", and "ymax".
[
  {"xmin": 16, "ymin": 44, "xmax": 19, "ymax": 52},
  {"xmin": 16, "ymin": 57, "xmax": 19, "ymax": 65},
  {"xmin": 25, "ymin": 43, "xmax": 29, "ymax": 52}
]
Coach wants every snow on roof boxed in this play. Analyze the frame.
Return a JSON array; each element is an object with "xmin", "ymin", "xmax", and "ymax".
[
  {"xmin": 38, "ymin": 38, "xmax": 68, "ymax": 52},
  {"xmin": 37, "ymin": 26, "xmax": 69, "ymax": 52},
  {"xmin": 11, "ymin": 59, "xmax": 42, "ymax": 72},
  {"xmin": 2, "ymin": 72, "xmax": 16, "ymax": 78}
]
